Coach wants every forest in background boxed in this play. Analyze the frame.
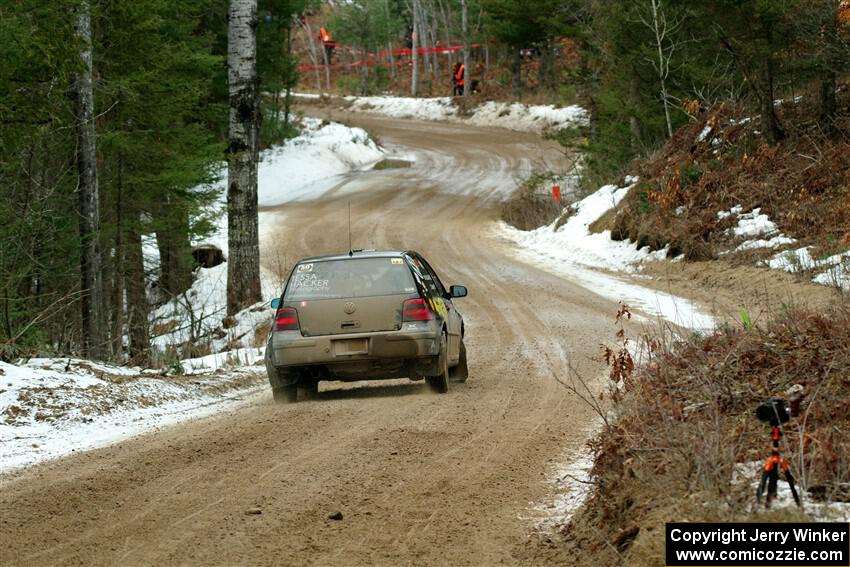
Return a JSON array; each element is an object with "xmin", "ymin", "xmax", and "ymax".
[{"xmin": 1, "ymin": 0, "xmax": 848, "ymax": 363}]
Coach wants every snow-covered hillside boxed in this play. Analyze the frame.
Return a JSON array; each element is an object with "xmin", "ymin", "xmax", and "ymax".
[{"xmin": 500, "ymin": 174, "xmax": 850, "ymax": 329}]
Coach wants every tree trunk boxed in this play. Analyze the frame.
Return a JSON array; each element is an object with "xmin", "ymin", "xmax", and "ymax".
[
  {"xmin": 411, "ymin": 0, "xmax": 419, "ymax": 96},
  {"xmin": 511, "ymin": 47, "xmax": 521, "ymax": 97},
  {"xmin": 110, "ymin": 156, "xmax": 125, "ymax": 358},
  {"xmin": 760, "ymin": 55, "xmax": 784, "ymax": 145},
  {"xmin": 360, "ymin": 47, "xmax": 369, "ymax": 95},
  {"xmin": 461, "ymin": 0, "xmax": 470, "ymax": 98},
  {"xmin": 820, "ymin": 69, "xmax": 837, "ymax": 129},
  {"xmin": 649, "ymin": 0, "xmax": 673, "ymax": 138},
  {"xmin": 72, "ymin": 0, "xmax": 107, "ymax": 359},
  {"xmin": 429, "ymin": 22, "xmax": 440, "ymax": 80},
  {"xmin": 300, "ymin": 19, "xmax": 323, "ymax": 91},
  {"xmin": 284, "ymin": 23, "xmax": 293, "ymax": 131},
  {"xmin": 819, "ymin": 7, "xmax": 838, "ymax": 130},
  {"xmin": 629, "ymin": 75, "xmax": 643, "ymax": 152},
  {"xmin": 419, "ymin": 6, "xmax": 431, "ymax": 81},
  {"xmin": 155, "ymin": 199, "xmax": 193, "ymax": 297},
  {"xmin": 226, "ymin": 0, "xmax": 262, "ymax": 316},
  {"xmin": 124, "ymin": 207, "xmax": 150, "ymax": 364}
]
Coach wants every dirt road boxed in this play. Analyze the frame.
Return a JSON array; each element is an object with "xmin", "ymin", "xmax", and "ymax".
[{"xmin": 1, "ymin": 117, "xmax": 635, "ymax": 566}]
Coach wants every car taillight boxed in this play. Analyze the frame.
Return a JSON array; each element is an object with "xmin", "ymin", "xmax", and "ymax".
[
  {"xmin": 274, "ymin": 307, "xmax": 299, "ymax": 331},
  {"xmin": 402, "ymin": 298, "xmax": 432, "ymax": 322}
]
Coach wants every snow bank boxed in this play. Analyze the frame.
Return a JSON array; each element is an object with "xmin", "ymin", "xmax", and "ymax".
[
  {"xmin": 499, "ymin": 178, "xmax": 716, "ymax": 330},
  {"xmin": 197, "ymin": 118, "xmax": 383, "ymax": 253},
  {"xmin": 342, "ymin": 95, "xmax": 588, "ymax": 133},
  {"xmin": 767, "ymin": 247, "xmax": 850, "ymax": 290},
  {"xmin": 714, "ymin": 206, "xmax": 849, "ymax": 290},
  {"xmin": 258, "ymin": 117, "xmax": 384, "ymax": 207},
  {"xmin": 150, "ymin": 263, "xmax": 279, "ymax": 353},
  {"xmin": 0, "ymin": 355, "xmax": 265, "ymax": 472},
  {"xmin": 503, "ymin": 177, "xmax": 661, "ymax": 273},
  {"xmin": 347, "ymin": 95, "xmax": 456, "ymax": 122},
  {"xmin": 716, "ymin": 206, "xmax": 797, "ymax": 252}
]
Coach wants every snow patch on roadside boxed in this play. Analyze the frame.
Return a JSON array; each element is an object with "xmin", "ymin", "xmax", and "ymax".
[
  {"xmin": 716, "ymin": 206, "xmax": 797, "ymax": 253},
  {"xmin": 730, "ymin": 207, "xmax": 780, "ymax": 238},
  {"xmin": 714, "ymin": 205, "xmax": 849, "ymax": 290},
  {"xmin": 766, "ymin": 247, "xmax": 850, "ymax": 290},
  {"xmin": 342, "ymin": 95, "xmax": 588, "ymax": 133},
  {"xmin": 498, "ymin": 178, "xmax": 716, "ymax": 330},
  {"xmin": 502, "ymin": 177, "xmax": 660, "ymax": 274},
  {"xmin": 524, "ymin": 446, "xmax": 595, "ymax": 532},
  {"xmin": 0, "ymin": 356, "xmax": 265, "ymax": 473},
  {"xmin": 347, "ymin": 95, "xmax": 456, "ymax": 122}
]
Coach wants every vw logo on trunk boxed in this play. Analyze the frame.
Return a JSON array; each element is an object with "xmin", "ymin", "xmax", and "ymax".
[{"xmin": 343, "ymin": 302, "xmax": 357, "ymax": 314}]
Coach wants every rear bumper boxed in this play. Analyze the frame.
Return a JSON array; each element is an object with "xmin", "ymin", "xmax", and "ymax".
[{"xmin": 267, "ymin": 321, "xmax": 441, "ymax": 374}]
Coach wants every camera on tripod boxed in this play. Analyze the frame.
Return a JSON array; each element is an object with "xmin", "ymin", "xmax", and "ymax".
[
  {"xmin": 755, "ymin": 397, "xmax": 790, "ymax": 427},
  {"xmin": 754, "ymin": 397, "xmax": 801, "ymax": 507}
]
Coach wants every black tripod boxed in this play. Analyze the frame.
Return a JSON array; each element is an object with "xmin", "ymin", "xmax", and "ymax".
[{"xmin": 756, "ymin": 424, "xmax": 801, "ymax": 508}]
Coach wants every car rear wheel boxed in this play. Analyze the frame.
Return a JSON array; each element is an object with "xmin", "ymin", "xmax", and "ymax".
[
  {"xmin": 271, "ymin": 368, "xmax": 299, "ymax": 403},
  {"xmin": 298, "ymin": 380, "xmax": 319, "ymax": 400},
  {"xmin": 272, "ymin": 384, "xmax": 297, "ymax": 403},
  {"xmin": 449, "ymin": 339, "xmax": 468, "ymax": 383},
  {"xmin": 426, "ymin": 333, "xmax": 449, "ymax": 394}
]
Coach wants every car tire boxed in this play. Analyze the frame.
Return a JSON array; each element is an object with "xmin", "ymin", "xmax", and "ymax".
[
  {"xmin": 449, "ymin": 339, "xmax": 468, "ymax": 383},
  {"xmin": 298, "ymin": 380, "xmax": 319, "ymax": 400},
  {"xmin": 426, "ymin": 333, "xmax": 449, "ymax": 394},
  {"xmin": 272, "ymin": 384, "xmax": 297, "ymax": 403},
  {"xmin": 271, "ymin": 368, "xmax": 299, "ymax": 403}
]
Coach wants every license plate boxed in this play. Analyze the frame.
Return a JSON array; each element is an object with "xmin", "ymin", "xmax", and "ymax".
[{"xmin": 333, "ymin": 338, "xmax": 368, "ymax": 356}]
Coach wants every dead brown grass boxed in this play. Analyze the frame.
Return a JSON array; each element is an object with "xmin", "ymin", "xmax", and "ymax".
[
  {"xmin": 561, "ymin": 304, "xmax": 850, "ymax": 565},
  {"xmin": 605, "ymin": 89, "xmax": 850, "ymax": 262}
]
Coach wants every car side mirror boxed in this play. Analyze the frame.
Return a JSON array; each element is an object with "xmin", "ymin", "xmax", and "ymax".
[
  {"xmin": 270, "ymin": 297, "xmax": 281, "ymax": 309},
  {"xmin": 449, "ymin": 285, "xmax": 467, "ymax": 298}
]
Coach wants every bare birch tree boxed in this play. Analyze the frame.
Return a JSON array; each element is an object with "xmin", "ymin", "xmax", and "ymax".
[
  {"xmin": 226, "ymin": 0, "xmax": 262, "ymax": 316},
  {"xmin": 461, "ymin": 0, "xmax": 470, "ymax": 97},
  {"xmin": 637, "ymin": 0, "xmax": 682, "ymax": 138},
  {"xmin": 72, "ymin": 0, "xmax": 107, "ymax": 358},
  {"xmin": 410, "ymin": 0, "xmax": 420, "ymax": 95},
  {"xmin": 298, "ymin": 18, "xmax": 323, "ymax": 91}
]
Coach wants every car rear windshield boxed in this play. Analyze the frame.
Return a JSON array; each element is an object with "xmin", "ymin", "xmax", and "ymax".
[{"xmin": 284, "ymin": 257, "xmax": 417, "ymax": 301}]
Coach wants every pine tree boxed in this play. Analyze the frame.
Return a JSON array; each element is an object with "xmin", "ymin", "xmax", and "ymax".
[{"xmin": 96, "ymin": 0, "xmax": 223, "ymax": 361}]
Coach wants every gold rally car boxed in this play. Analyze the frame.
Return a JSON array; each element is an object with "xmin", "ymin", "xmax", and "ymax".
[{"xmin": 265, "ymin": 250, "xmax": 469, "ymax": 402}]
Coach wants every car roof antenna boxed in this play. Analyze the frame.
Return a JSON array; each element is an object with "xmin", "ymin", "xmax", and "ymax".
[{"xmin": 348, "ymin": 201, "xmax": 353, "ymax": 256}]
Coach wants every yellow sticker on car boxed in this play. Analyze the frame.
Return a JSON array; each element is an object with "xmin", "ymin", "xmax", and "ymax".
[
  {"xmin": 429, "ymin": 297, "xmax": 448, "ymax": 319},
  {"xmin": 391, "ymin": 258, "xmax": 404, "ymax": 265}
]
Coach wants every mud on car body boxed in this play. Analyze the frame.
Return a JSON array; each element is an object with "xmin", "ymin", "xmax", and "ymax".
[{"xmin": 265, "ymin": 250, "xmax": 469, "ymax": 402}]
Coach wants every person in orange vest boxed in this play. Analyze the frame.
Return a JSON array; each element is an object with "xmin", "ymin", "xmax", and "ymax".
[
  {"xmin": 320, "ymin": 27, "xmax": 336, "ymax": 64},
  {"xmin": 451, "ymin": 62, "xmax": 465, "ymax": 96}
]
